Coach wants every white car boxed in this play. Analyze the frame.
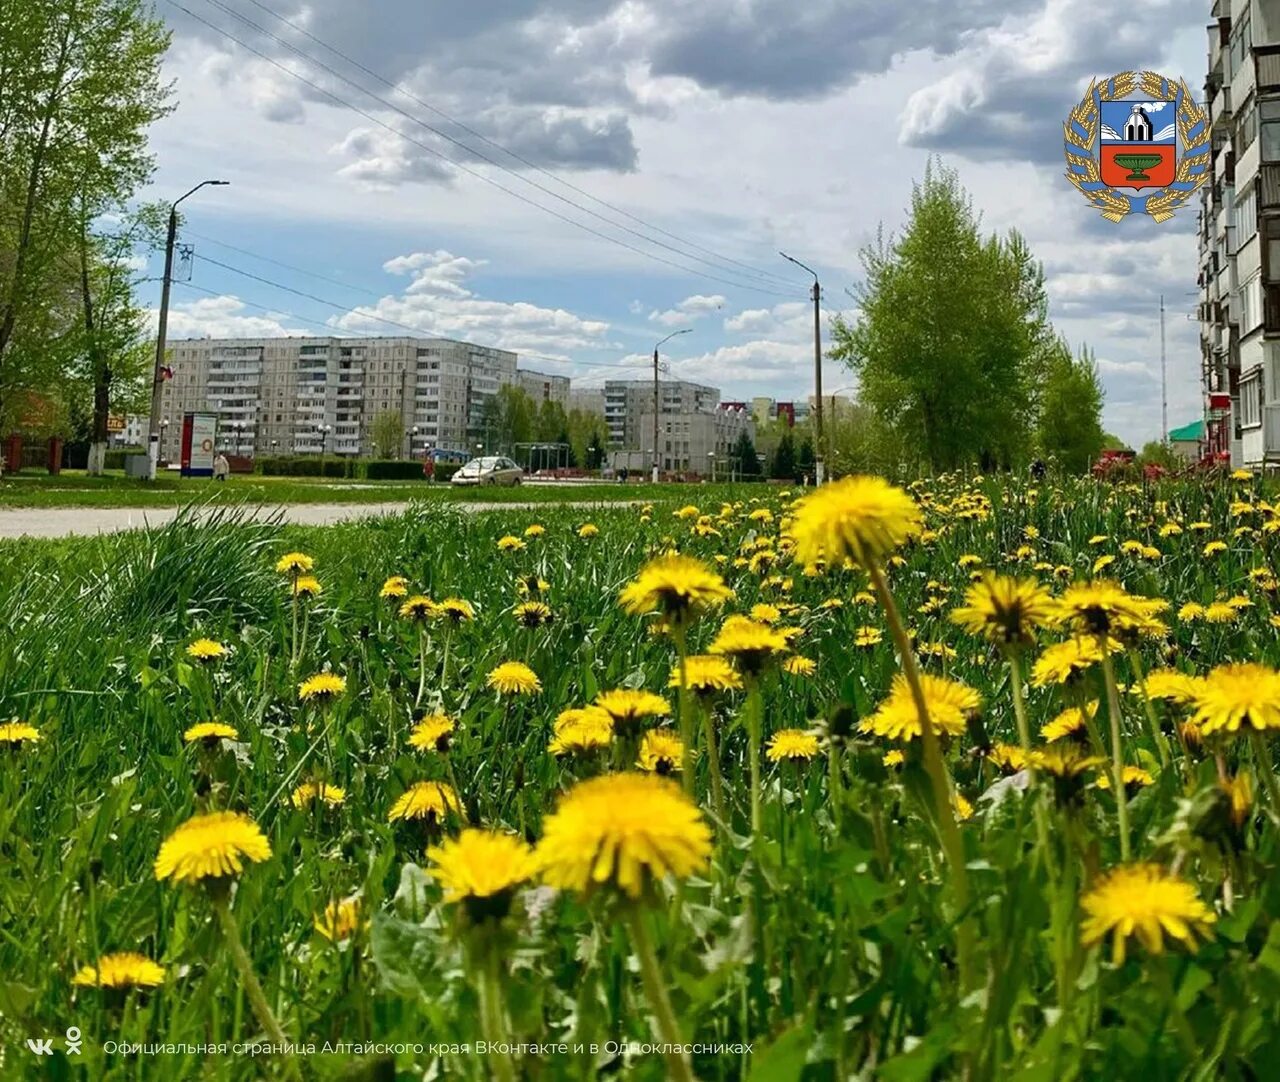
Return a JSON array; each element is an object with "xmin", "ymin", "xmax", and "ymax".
[{"xmin": 450, "ymin": 456, "xmax": 524, "ymax": 487}]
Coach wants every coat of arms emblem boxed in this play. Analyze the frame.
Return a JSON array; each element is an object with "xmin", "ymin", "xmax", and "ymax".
[{"xmin": 1063, "ymin": 70, "xmax": 1209, "ymax": 222}]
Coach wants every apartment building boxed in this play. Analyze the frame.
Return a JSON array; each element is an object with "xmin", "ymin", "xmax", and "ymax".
[
  {"xmin": 1199, "ymin": 0, "xmax": 1280, "ymax": 467},
  {"xmin": 157, "ymin": 336, "xmax": 519, "ymax": 460},
  {"xmin": 637, "ymin": 404, "xmax": 755, "ymax": 474},
  {"xmin": 568, "ymin": 388, "xmax": 606, "ymax": 417},
  {"xmin": 603, "ymin": 378, "xmax": 720, "ymax": 448},
  {"xmin": 517, "ymin": 369, "xmax": 570, "ymax": 408}
]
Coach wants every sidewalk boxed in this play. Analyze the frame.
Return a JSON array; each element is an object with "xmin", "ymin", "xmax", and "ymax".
[{"xmin": 0, "ymin": 498, "xmax": 639, "ymax": 539}]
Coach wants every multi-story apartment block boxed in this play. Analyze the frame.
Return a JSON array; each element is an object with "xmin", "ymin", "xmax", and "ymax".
[
  {"xmin": 517, "ymin": 369, "xmax": 570, "ymax": 408},
  {"xmin": 568, "ymin": 388, "xmax": 606, "ymax": 417},
  {"xmin": 1199, "ymin": 0, "xmax": 1280, "ymax": 468},
  {"xmin": 603, "ymin": 378, "xmax": 720, "ymax": 448},
  {"xmin": 637, "ymin": 405, "xmax": 755, "ymax": 474},
  {"xmin": 157, "ymin": 337, "xmax": 520, "ymax": 460}
]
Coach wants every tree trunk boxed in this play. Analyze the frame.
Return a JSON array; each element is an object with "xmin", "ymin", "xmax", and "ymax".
[{"xmin": 80, "ymin": 209, "xmax": 111, "ymax": 477}]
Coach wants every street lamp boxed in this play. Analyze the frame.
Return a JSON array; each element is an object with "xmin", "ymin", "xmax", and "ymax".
[
  {"xmin": 410, "ymin": 424, "xmax": 419, "ymax": 458},
  {"xmin": 147, "ymin": 179, "xmax": 230, "ymax": 481},
  {"xmin": 707, "ymin": 450, "xmax": 716, "ymax": 483},
  {"xmin": 780, "ymin": 251, "xmax": 825, "ymax": 485},
  {"xmin": 653, "ymin": 328, "xmax": 691, "ymax": 483},
  {"xmin": 318, "ymin": 423, "xmax": 332, "ymax": 470}
]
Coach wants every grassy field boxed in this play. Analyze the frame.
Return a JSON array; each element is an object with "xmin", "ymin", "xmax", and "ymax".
[
  {"xmin": 2, "ymin": 474, "xmax": 1280, "ymax": 1079},
  {"xmin": 0, "ymin": 470, "xmax": 707, "ymax": 509}
]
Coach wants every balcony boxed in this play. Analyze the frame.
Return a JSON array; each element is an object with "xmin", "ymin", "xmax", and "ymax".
[
  {"xmin": 1262, "ymin": 164, "xmax": 1280, "ymax": 209},
  {"xmin": 1259, "ymin": 45, "xmax": 1280, "ymax": 93},
  {"xmin": 1212, "ymin": 83, "xmax": 1231, "ymax": 129}
]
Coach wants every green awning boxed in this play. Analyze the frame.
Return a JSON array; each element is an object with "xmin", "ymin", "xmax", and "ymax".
[{"xmin": 1168, "ymin": 419, "xmax": 1204, "ymax": 442}]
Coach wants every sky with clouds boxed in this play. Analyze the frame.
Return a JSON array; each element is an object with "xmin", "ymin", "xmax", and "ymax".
[{"xmin": 140, "ymin": 0, "xmax": 1210, "ymax": 446}]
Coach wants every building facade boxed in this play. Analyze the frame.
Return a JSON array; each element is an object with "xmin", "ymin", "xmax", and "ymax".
[
  {"xmin": 568, "ymin": 388, "xmax": 606, "ymax": 417},
  {"xmin": 518, "ymin": 369, "xmax": 570, "ymax": 408},
  {"xmin": 638, "ymin": 404, "xmax": 754, "ymax": 475},
  {"xmin": 1199, "ymin": 0, "xmax": 1280, "ymax": 468},
  {"xmin": 157, "ymin": 336, "xmax": 520, "ymax": 460},
  {"xmin": 603, "ymin": 378, "xmax": 720, "ymax": 447}
]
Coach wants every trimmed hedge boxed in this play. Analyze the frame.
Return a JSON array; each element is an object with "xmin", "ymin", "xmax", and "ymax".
[
  {"xmin": 104, "ymin": 447, "xmax": 145, "ymax": 471},
  {"xmin": 255, "ymin": 456, "xmax": 351, "ymax": 478},
  {"xmin": 435, "ymin": 463, "xmax": 462, "ymax": 483},
  {"xmin": 363, "ymin": 459, "xmax": 425, "ymax": 481}
]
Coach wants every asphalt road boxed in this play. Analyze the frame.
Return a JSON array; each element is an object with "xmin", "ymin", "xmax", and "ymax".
[{"xmin": 0, "ymin": 499, "xmax": 637, "ymax": 540}]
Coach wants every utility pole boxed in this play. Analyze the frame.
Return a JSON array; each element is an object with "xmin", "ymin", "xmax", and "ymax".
[
  {"xmin": 652, "ymin": 328, "xmax": 691, "ymax": 483},
  {"xmin": 1159, "ymin": 294, "xmax": 1168, "ymax": 445},
  {"xmin": 780, "ymin": 252, "xmax": 824, "ymax": 484},
  {"xmin": 147, "ymin": 180, "xmax": 228, "ymax": 481}
]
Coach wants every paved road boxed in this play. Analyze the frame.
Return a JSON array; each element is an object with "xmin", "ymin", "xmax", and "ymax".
[{"xmin": 0, "ymin": 499, "xmax": 638, "ymax": 540}]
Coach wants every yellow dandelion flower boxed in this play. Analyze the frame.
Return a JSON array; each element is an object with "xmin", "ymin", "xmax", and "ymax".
[
  {"xmin": 428, "ymin": 829, "xmax": 537, "ymax": 919},
  {"xmin": 953, "ymin": 793, "xmax": 974, "ymax": 821},
  {"xmin": 707, "ymin": 614, "xmax": 791, "ymax": 677},
  {"xmin": 862, "ymin": 673, "xmax": 981, "ymax": 742},
  {"xmin": 275, "ymin": 552, "xmax": 313, "ymax": 575},
  {"xmin": 1040, "ymin": 701, "xmax": 1097, "ymax": 742},
  {"xmin": 1158, "ymin": 522, "xmax": 1182, "ymax": 538},
  {"xmin": 853, "ymin": 626, "xmax": 883, "ymax": 648},
  {"xmin": 486, "ymin": 661, "xmax": 541, "ymax": 696},
  {"xmin": 436, "ymin": 597, "xmax": 475, "ymax": 624},
  {"xmin": 524, "ymin": 524, "xmax": 545, "ymax": 538},
  {"xmin": 1202, "ymin": 601, "xmax": 1238, "ymax": 624},
  {"xmin": 513, "ymin": 601, "xmax": 553, "ymax": 627},
  {"xmin": 578, "ymin": 523, "xmax": 599, "ymax": 538},
  {"xmin": 595, "ymin": 689, "xmax": 671, "ymax": 732},
  {"xmin": 782, "ymin": 655, "xmax": 816, "ymax": 677},
  {"xmin": 293, "ymin": 575, "xmax": 322, "ymax": 598},
  {"xmin": 789, "ymin": 475, "xmax": 923, "ymax": 568},
  {"xmin": 379, "ymin": 575, "xmax": 409, "ymax": 599},
  {"xmin": 186, "ymin": 638, "xmax": 227, "ymax": 662},
  {"xmin": 671, "ymin": 655, "xmax": 742, "ymax": 694},
  {"xmin": 766, "ymin": 728, "xmax": 820, "ymax": 762},
  {"xmin": 182, "ymin": 721, "xmax": 239, "ymax": 744},
  {"xmin": 497, "ymin": 535, "xmax": 525, "ymax": 552},
  {"xmin": 387, "ymin": 781, "xmax": 463, "ymax": 824},
  {"xmin": 1140, "ymin": 669, "xmax": 1203, "ymax": 704},
  {"xmin": 399, "ymin": 595, "xmax": 438, "ymax": 621},
  {"xmin": 1190, "ymin": 662, "xmax": 1280, "ymax": 736},
  {"xmin": 883, "ymin": 749, "xmax": 905, "ymax": 768},
  {"xmin": 950, "ymin": 572, "xmax": 1054, "ymax": 646},
  {"xmin": 1092, "ymin": 554, "xmax": 1116, "ymax": 574},
  {"xmin": 958, "ymin": 554, "xmax": 983, "ymax": 569},
  {"xmin": 314, "ymin": 897, "xmax": 364, "ymax": 941},
  {"xmin": 1178, "ymin": 602, "xmax": 1205, "ymax": 622},
  {"xmin": 1203, "ymin": 540, "xmax": 1228, "ymax": 557},
  {"xmin": 750, "ymin": 603, "xmax": 781, "ymax": 624},
  {"xmin": 987, "ymin": 743, "xmax": 1027, "ymax": 773},
  {"xmin": 535, "ymin": 773, "xmax": 711, "ymax": 898},
  {"xmin": 290, "ymin": 781, "xmax": 346, "ymax": 808},
  {"xmin": 0, "ymin": 721, "xmax": 41, "ymax": 746},
  {"xmin": 298, "ymin": 672, "xmax": 346, "ymax": 704},
  {"xmin": 548, "ymin": 707, "xmax": 614, "ymax": 756},
  {"xmin": 1080, "ymin": 864, "xmax": 1215, "ymax": 965},
  {"xmin": 637, "ymin": 729, "xmax": 686, "ymax": 774},
  {"xmin": 408, "ymin": 713, "xmax": 456, "ymax": 753},
  {"xmin": 72, "ymin": 953, "xmax": 165, "ymax": 989},
  {"xmin": 1094, "ymin": 765, "xmax": 1155, "ymax": 791},
  {"xmin": 618, "ymin": 554, "xmax": 733, "ymax": 625},
  {"xmin": 154, "ymin": 811, "xmax": 272, "ymax": 885}
]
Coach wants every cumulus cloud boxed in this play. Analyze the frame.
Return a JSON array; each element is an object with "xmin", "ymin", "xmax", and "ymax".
[
  {"xmin": 648, "ymin": 293, "xmax": 726, "ymax": 325},
  {"xmin": 148, "ymin": 296, "xmax": 310, "ymax": 339},
  {"xmin": 333, "ymin": 249, "xmax": 612, "ymax": 352}
]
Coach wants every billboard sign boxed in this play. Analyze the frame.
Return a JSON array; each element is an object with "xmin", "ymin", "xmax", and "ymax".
[{"xmin": 181, "ymin": 412, "xmax": 218, "ymax": 477}]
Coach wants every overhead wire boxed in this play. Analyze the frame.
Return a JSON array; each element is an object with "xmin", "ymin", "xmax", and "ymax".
[
  {"xmin": 165, "ymin": 0, "xmax": 797, "ymax": 299},
  {"xmin": 226, "ymin": 0, "xmax": 802, "ymax": 290}
]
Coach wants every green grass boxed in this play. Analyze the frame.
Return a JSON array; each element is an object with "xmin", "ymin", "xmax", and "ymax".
[
  {"xmin": 0, "ymin": 470, "xmax": 752, "ymax": 510},
  {"xmin": 2, "ymin": 474, "xmax": 1280, "ymax": 1079}
]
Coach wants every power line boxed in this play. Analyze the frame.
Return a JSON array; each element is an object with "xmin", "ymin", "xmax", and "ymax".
[
  {"xmin": 167, "ymin": 0, "xmax": 797, "ymax": 299},
  {"xmin": 181, "ymin": 252, "xmax": 654, "ymax": 372},
  {"xmin": 226, "ymin": 0, "xmax": 802, "ymax": 291}
]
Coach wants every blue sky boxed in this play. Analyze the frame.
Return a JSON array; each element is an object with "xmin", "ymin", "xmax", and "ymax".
[{"xmin": 139, "ymin": 0, "xmax": 1208, "ymax": 445}]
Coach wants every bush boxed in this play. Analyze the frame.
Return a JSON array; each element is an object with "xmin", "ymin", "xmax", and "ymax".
[
  {"xmin": 362, "ymin": 459, "xmax": 425, "ymax": 481},
  {"xmin": 435, "ymin": 463, "xmax": 462, "ymax": 483},
  {"xmin": 255, "ymin": 456, "xmax": 348, "ymax": 478},
  {"xmin": 103, "ymin": 448, "xmax": 144, "ymax": 471}
]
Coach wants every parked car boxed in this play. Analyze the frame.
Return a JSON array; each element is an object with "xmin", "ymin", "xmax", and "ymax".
[{"xmin": 450, "ymin": 455, "xmax": 523, "ymax": 487}]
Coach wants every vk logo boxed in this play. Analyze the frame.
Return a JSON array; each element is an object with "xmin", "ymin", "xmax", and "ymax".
[{"xmin": 26, "ymin": 1038, "xmax": 54, "ymax": 1056}]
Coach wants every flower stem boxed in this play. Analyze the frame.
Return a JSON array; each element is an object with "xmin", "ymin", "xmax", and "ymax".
[
  {"xmin": 867, "ymin": 559, "xmax": 975, "ymax": 992},
  {"xmin": 213, "ymin": 895, "xmax": 302, "ymax": 1082},
  {"xmin": 746, "ymin": 683, "xmax": 764, "ymax": 839},
  {"xmin": 700, "ymin": 703, "xmax": 728, "ymax": 828},
  {"xmin": 1249, "ymin": 731, "xmax": 1280, "ymax": 815},
  {"xmin": 827, "ymin": 740, "xmax": 844, "ymax": 833},
  {"xmin": 624, "ymin": 906, "xmax": 695, "ymax": 1082},
  {"xmin": 673, "ymin": 627, "xmax": 695, "ymax": 797},
  {"xmin": 478, "ymin": 944, "xmax": 516, "ymax": 1082},
  {"xmin": 1127, "ymin": 648, "xmax": 1172, "ymax": 770},
  {"xmin": 1101, "ymin": 652, "xmax": 1131, "ymax": 862},
  {"xmin": 1007, "ymin": 650, "xmax": 1056, "ymax": 879},
  {"xmin": 415, "ymin": 626, "xmax": 428, "ymax": 708}
]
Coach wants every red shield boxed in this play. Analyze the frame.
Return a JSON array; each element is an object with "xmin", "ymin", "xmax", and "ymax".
[{"xmin": 1100, "ymin": 145, "xmax": 1176, "ymax": 189}]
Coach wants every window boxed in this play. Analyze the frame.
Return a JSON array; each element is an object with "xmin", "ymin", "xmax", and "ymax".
[
  {"xmin": 1239, "ymin": 105, "xmax": 1258, "ymax": 152},
  {"xmin": 1229, "ymin": 13, "xmax": 1252, "ymax": 81},
  {"xmin": 1240, "ymin": 274, "xmax": 1264, "ymax": 333},
  {"xmin": 1234, "ymin": 187, "xmax": 1257, "ymax": 245},
  {"xmin": 1240, "ymin": 370, "xmax": 1263, "ymax": 427},
  {"xmin": 1262, "ymin": 100, "xmax": 1280, "ymax": 162}
]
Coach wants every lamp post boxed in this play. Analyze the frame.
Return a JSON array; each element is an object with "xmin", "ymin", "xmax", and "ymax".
[
  {"xmin": 410, "ymin": 424, "xmax": 419, "ymax": 458},
  {"xmin": 780, "ymin": 251, "xmax": 824, "ymax": 485},
  {"xmin": 707, "ymin": 451, "xmax": 716, "ymax": 483},
  {"xmin": 160, "ymin": 418, "xmax": 170, "ymax": 463},
  {"xmin": 147, "ymin": 179, "xmax": 229, "ymax": 481},
  {"xmin": 318, "ymin": 423, "xmax": 332, "ymax": 471},
  {"xmin": 652, "ymin": 328, "xmax": 691, "ymax": 483}
]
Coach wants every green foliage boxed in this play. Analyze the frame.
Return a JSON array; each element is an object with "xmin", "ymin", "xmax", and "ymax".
[
  {"xmin": 830, "ymin": 161, "xmax": 1072, "ymax": 472},
  {"xmin": 1037, "ymin": 340, "xmax": 1107, "ymax": 474},
  {"xmin": 0, "ymin": 0, "xmax": 172, "ymax": 430},
  {"xmin": 769, "ymin": 430, "xmax": 796, "ymax": 479},
  {"xmin": 1101, "ymin": 431, "xmax": 1131, "ymax": 451},
  {"xmin": 369, "ymin": 410, "xmax": 406, "ymax": 460},
  {"xmin": 731, "ymin": 430, "xmax": 761, "ymax": 479},
  {"xmin": 362, "ymin": 459, "xmax": 424, "ymax": 481},
  {"xmin": 255, "ymin": 455, "xmax": 351, "ymax": 478},
  {"xmin": 1137, "ymin": 440, "xmax": 1183, "ymax": 471}
]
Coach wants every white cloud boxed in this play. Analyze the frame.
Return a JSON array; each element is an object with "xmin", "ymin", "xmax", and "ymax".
[
  {"xmin": 148, "ymin": 295, "xmax": 310, "ymax": 339},
  {"xmin": 648, "ymin": 293, "xmax": 726, "ymax": 325},
  {"xmin": 333, "ymin": 249, "xmax": 613, "ymax": 353}
]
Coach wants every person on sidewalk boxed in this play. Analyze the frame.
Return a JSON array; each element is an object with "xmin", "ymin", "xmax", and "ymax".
[{"xmin": 212, "ymin": 453, "xmax": 230, "ymax": 482}]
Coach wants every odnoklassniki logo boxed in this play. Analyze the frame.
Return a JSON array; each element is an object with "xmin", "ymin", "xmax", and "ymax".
[{"xmin": 1063, "ymin": 70, "xmax": 1209, "ymax": 223}]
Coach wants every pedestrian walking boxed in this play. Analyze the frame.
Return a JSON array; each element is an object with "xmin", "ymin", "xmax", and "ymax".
[{"xmin": 212, "ymin": 453, "xmax": 230, "ymax": 482}]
